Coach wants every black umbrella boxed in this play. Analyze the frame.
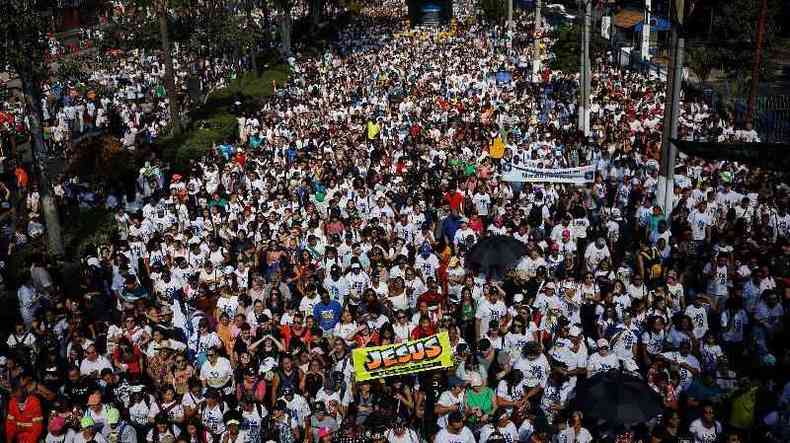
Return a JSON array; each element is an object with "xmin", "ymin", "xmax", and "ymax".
[
  {"xmin": 573, "ymin": 370, "xmax": 663, "ymax": 427},
  {"xmin": 465, "ymin": 235, "xmax": 529, "ymax": 279}
]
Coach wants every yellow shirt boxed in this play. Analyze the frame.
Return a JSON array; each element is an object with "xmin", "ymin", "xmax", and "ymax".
[{"xmin": 490, "ymin": 137, "xmax": 505, "ymax": 159}]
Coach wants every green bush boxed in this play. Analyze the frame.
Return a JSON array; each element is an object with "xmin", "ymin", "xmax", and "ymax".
[
  {"xmin": 159, "ymin": 63, "xmax": 289, "ymax": 172},
  {"xmin": 64, "ymin": 207, "xmax": 118, "ymax": 259},
  {"xmin": 549, "ymin": 24, "xmax": 608, "ymax": 74}
]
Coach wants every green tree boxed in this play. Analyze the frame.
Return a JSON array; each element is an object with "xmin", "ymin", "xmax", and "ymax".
[
  {"xmin": 309, "ymin": 0, "xmax": 323, "ymax": 31},
  {"xmin": 549, "ymin": 24, "xmax": 607, "ymax": 74},
  {"xmin": 478, "ymin": 0, "xmax": 508, "ymax": 23},
  {"xmin": 114, "ymin": 0, "xmax": 186, "ymax": 134},
  {"xmin": 709, "ymin": 0, "xmax": 783, "ymax": 80},
  {"xmin": 685, "ymin": 45, "xmax": 715, "ymax": 84},
  {"xmin": 274, "ymin": 0, "xmax": 296, "ymax": 56},
  {"xmin": 1, "ymin": 0, "xmax": 64, "ymax": 256},
  {"xmin": 154, "ymin": 0, "xmax": 183, "ymax": 134}
]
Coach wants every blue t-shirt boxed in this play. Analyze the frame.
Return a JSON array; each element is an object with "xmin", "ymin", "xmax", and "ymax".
[
  {"xmin": 442, "ymin": 215, "xmax": 462, "ymax": 244},
  {"xmin": 313, "ymin": 301, "xmax": 342, "ymax": 331}
]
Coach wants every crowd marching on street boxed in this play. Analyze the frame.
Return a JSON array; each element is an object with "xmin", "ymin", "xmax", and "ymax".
[{"xmin": 1, "ymin": 1, "xmax": 789, "ymax": 443}]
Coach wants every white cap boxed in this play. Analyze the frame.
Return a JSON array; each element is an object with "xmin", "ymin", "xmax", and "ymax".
[
  {"xmin": 596, "ymin": 338, "xmax": 610, "ymax": 349},
  {"xmin": 513, "ymin": 293, "xmax": 525, "ymax": 303},
  {"xmin": 569, "ymin": 326, "xmax": 582, "ymax": 337},
  {"xmin": 466, "ymin": 372, "xmax": 483, "ymax": 387}
]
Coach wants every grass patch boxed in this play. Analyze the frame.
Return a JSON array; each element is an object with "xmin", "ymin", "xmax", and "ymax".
[{"xmin": 158, "ymin": 62, "xmax": 289, "ymax": 172}]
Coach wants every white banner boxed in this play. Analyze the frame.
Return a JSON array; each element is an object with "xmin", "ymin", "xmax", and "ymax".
[
  {"xmin": 641, "ymin": 0, "xmax": 651, "ymax": 61},
  {"xmin": 601, "ymin": 16, "xmax": 611, "ymax": 40},
  {"xmin": 501, "ymin": 161, "xmax": 596, "ymax": 184}
]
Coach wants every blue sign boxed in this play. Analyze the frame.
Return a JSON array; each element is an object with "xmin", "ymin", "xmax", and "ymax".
[
  {"xmin": 635, "ymin": 17, "xmax": 671, "ymax": 32},
  {"xmin": 496, "ymin": 71, "xmax": 513, "ymax": 84},
  {"xmin": 422, "ymin": 3, "xmax": 441, "ymax": 13}
]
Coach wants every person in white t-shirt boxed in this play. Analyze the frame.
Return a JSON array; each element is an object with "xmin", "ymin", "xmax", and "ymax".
[
  {"xmin": 415, "ymin": 244, "xmax": 441, "ymax": 280},
  {"xmin": 200, "ymin": 347, "xmax": 234, "ymax": 395},
  {"xmin": 475, "ymin": 286, "xmax": 508, "ymax": 340},
  {"xmin": 555, "ymin": 411, "xmax": 593, "ymax": 443},
  {"xmin": 435, "ymin": 376, "xmax": 468, "ymax": 429},
  {"xmin": 688, "ymin": 404, "xmax": 722, "ymax": 443},
  {"xmin": 586, "ymin": 338, "xmax": 619, "ymax": 376},
  {"xmin": 688, "ymin": 202, "xmax": 712, "ymax": 243},
  {"xmin": 80, "ymin": 344, "xmax": 113, "ymax": 378},
  {"xmin": 473, "ymin": 190, "xmax": 491, "ymax": 217},
  {"xmin": 385, "ymin": 421, "xmax": 420, "ymax": 443},
  {"xmin": 660, "ymin": 340, "xmax": 701, "ymax": 392},
  {"xmin": 583, "ymin": 237, "xmax": 611, "ymax": 273},
  {"xmin": 685, "ymin": 295, "xmax": 711, "ymax": 339},
  {"xmin": 479, "ymin": 409, "xmax": 518, "ymax": 443},
  {"xmin": 323, "ymin": 265, "xmax": 351, "ymax": 304},
  {"xmin": 434, "ymin": 411, "xmax": 476, "ymax": 443}
]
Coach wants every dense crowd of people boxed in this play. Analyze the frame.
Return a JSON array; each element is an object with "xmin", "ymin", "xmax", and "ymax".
[
  {"xmin": 1, "ymin": 43, "xmax": 249, "ymax": 158},
  {"xmin": 2, "ymin": 1, "xmax": 789, "ymax": 443}
]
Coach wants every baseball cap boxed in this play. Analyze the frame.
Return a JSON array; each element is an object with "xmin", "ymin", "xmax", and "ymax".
[
  {"xmin": 106, "ymin": 407, "xmax": 120, "ymax": 425},
  {"xmin": 48, "ymin": 416, "xmax": 66, "ymax": 434},
  {"xmin": 80, "ymin": 416, "xmax": 95, "ymax": 429},
  {"xmin": 597, "ymin": 338, "xmax": 610, "ymax": 349},
  {"xmin": 467, "ymin": 372, "xmax": 484, "ymax": 387},
  {"xmin": 448, "ymin": 375, "xmax": 466, "ymax": 388}
]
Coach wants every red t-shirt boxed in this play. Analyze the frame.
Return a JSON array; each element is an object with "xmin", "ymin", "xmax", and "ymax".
[
  {"xmin": 417, "ymin": 290, "xmax": 444, "ymax": 308},
  {"xmin": 410, "ymin": 325, "xmax": 437, "ymax": 340},
  {"xmin": 444, "ymin": 191, "xmax": 464, "ymax": 211}
]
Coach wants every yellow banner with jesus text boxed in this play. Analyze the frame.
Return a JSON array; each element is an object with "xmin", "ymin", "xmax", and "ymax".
[{"xmin": 352, "ymin": 332, "xmax": 454, "ymax": 381}]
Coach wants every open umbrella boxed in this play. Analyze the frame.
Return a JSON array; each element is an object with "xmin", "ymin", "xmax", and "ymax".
[
  {"xmin": 465, "ymin": 235, "xmax": 528, "ymax": 279},
  {"xmin": 573, "ymin": 370, "xmax": 663, "ymax": 427}
]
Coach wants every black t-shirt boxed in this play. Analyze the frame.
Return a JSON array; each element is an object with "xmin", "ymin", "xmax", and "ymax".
[{"xmin": 61, "ymin": 378, "xmax": 98, "ymax": 405}]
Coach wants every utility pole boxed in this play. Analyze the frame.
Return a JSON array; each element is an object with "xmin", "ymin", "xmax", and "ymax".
[
  {"xmin": 532, "ymin": 0, "xmax": 542, "ymax": 82},
  {"xmin": 578, "ymin": 0, "xmax": 591, "ymax": 135},
  {"xmin": 584, "ymin": 0, "xmax": 591, "ymax": 134},
  {"xmin": 641, "ymin": 0, "xmax": 651, "ymax": 61},
  {"xmin": 746, "ymin": 0, "xmax": 768, "ymax": 127},
  {"xmin": 508, "ymin": 0, "xmax": 513, "ymax": 28},
  {"xmin": 658, "ymin": 0, "xmax": 685, "ymax": 220}
]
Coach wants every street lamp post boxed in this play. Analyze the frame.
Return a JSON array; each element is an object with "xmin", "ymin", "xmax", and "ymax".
[{"xmin": 658, "ymin": 0, "xmax": 685, "ymax": 220}]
